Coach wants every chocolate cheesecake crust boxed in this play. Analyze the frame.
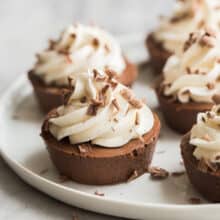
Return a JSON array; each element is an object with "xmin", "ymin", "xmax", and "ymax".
[
  {"xmin": 29, "ymin": 58, "xmax": 137, "ymax": 113},
  {"xmin": 181, "ymin": 134, "xmax": 220, "ymax": 202},
  {"xmin": 146, "ymin": 33, "xmax": 172, "ymax": 74},
  {"xmin": 156, "ymin": 87, "xmax": 213, "ymax": 134},
  {"xmin": 41, "ymin": 112, "xmax": 160, "ymax": 185}
]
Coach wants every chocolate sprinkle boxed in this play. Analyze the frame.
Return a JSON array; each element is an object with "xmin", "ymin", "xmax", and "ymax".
[
  {"xmin": 127, "ymin": 170, "xmax": 138, "ymax": 182},
  {"xmin": 149, "ymin": 167, "xmax": 169, "ymax": 180},
  {"xmin": 171, "ymin": 171, "xmax": 185, "ymax": 177},
  {"xmin": 94, "ymin": 191, "xmax": 105, "ymax": 196},
  {"xmin": 78, "ymin": 145, "xmax": 87, "ymax": 154}
]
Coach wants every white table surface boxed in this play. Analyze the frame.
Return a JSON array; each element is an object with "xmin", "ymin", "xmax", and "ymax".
[{"xmin": 0, "ymin": 0, "xmax": 172, "ymax": 219}]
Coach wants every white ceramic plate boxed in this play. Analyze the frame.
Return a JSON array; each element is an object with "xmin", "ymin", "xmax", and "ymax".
[{"xmin": 0, "ymin": 35, "xmax": 219, "ymax": 220}]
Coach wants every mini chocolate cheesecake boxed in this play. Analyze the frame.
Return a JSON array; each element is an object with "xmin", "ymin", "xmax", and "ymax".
[
  {"xmin": 146, "ymin": 0, "xmax": 220, "ymax": 74},
  {"xmin": 29, "ymin": 58, "xmax": 137, "ymax": 113},
  {"xmin": 28, "ymin": 23, "xmax": 137, "ymax": 113},
  {"xmin": 156, "ymin": 86, "xmax": 213, "ymax": 133},
  {"xmin": 42, "ymin": 111, "xmax": 160, "ymax": 185},
  {"xmin": 181, "ymin": 106, "xmax": 220, "ymax": 202},
  {"xmin": 146, "ymin": 33, "xmax": 172, "ymax": 74},
  {"xmin": 156, "ymin": 29, "xmax": 220, "ymax": 134},
  {"xmin": 41, "ymin": 68, "xmax": 160, "ymax": 185}
]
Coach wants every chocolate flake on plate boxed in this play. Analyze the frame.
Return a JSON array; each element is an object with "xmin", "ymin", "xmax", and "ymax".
[
  {"xmin": 171, "ymin": 171, "xmax": 185, "ymax": 177},
  {"xmin": 149, "ymin": 167, "xmax": 169, "ymax": 180},
  {"xmin": 94, "ymin": 191, "xmax": 105, "ymax": 196},
  {"xmin": 127, "ymin": 170, "xmax": 138, "ymax": 182}
]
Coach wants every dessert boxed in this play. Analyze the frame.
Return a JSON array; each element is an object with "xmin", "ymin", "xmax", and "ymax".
[
  {"xmin": 181, "ymin": 105, "xmax": 220, "ymax": 202},
  {"xmin": 146, "ymin": 0, "xmax": 220, "ymax": 73},
  {"xmin": 29, "ymin": 24, "xmax": 137, "ymax": 112},
  {"xmin": 41, "ymin": 69, "xmax": 160, "ymax": 185},
  {"xmin": 156, "ymin": 29, "xmax": 220, "ymax": 133}
]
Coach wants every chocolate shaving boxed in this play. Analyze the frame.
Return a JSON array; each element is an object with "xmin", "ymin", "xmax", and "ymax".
[
  {"xmin": 67, "ymin": 77, "xmax": 75, "ymax": 90},
  {"xmin": 120, "ymin": 89, "xmax": 143, "ymax": 109},
  {"xmin": 135, "ymin": 112, "xmax": 140, "ymax": 125},
  {"xmin": 120, "ymin": 89, "xmax": 133, "ymax": 100},
  {"xmin": 205, "ymin": 160, "xmax": 218, "ymax": 172},
  {"xmin": 92, "ymin": 38, "xmax": 99, "ymax": 48},
  {"xmin": 112, "ymin": 99, "xmax": 120, "ymax": 111},
  {"xmin": 170, "ymin": 12, "xmax": 193, "ymax": 23},
  {"xmin": 206, "ymin": 82, "xmax": 215, "ymax": 90},
  {"xmin": 199, "ymin": 35, "xmax": 215, "ymax": 48},
  {"xmin": 215, "ymin": 155, "xmax": 220, "ymax": 160},
  {"xmin": 207, "ymin": 112, "xmax": 214, "ymax": 119},
  {"xmin": 183, "ymin": 32, "xmax": 198, "ymax": 52},
  {"xmin": 186, "ymin": 67, "xmax": 192, "ymax": 74},
  {"xmin": 101, "ymin": 84, "xmax": 110, "ymax": 95},
  {"xmin": 94, "ymin": 191, "xmax": 104, "ymax": 196},
  {"xmin": 113, "ymin": 118, "xmax": 119, "ymax": 123},
  {"xmin": 149, "ymin": 167, "xmax": 169, "ymax": 180},
  {"xmin": 70, "ymin": 33, "xmax": 76, "ymax": 39},
  {"xmin": 205, "ymin": 27, "xmax": 217, "ymax": 37},
  {"xmin": 108, "ymin": 80, "xmax": 118, "ymax": 89},
  {"xmin": 105, "ymin": 68, "xmax": 117, "ymax": 79},
  {"xmin": 181, "ymin": 89, "xmax": 190, "ymax": 95},
  {"xmin": 93, "ymin": 69, "xmax": 99, "ymax": 78},
  {"xmin": 78, "ymin": 145, "xmax": 87, "ymax": 154},
  {"xmin": 80, "ymin": 96, "xmax": 87, "ymax": 103},
  {"xmin": 189, "ymin": 197, "xmax": 201, "ymax": 204},
  {"xmin": 62, "ymin": 89, "xmax": 73, "ymax": 105},
  {"xmin": 87, "ymin": 103, "xmax": 100, "ymax": 116},
  {"xmin": 128, "ymin": 99, "xmax": 143, "ymax": 109},
  {"xmin": 138, "ymin": 135, "xmax": 145, "ymax": 143},
  {"xmin": 171, "ymin": 171, "xmax": 185, "ymax": 177},
  {"xmin": 127, "ymin": 170, "xmax": 139, "ymax": 182}
]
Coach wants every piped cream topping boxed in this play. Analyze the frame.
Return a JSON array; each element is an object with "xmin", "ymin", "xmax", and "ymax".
[
  {"xmin": 162, "ymin": 29, "xmax": 220, "ymax": 103},
  {"xmin": 190, "ymin": 105, "xmax": 220, "ymax": 163},
  {"xmin": 33, "ymin": 24, "xmax": 126, "ymax": 86},
  {"xmin": 48, "ymin": 69, "xmax": 154, "ymax": 148},
  {"xmin": 154, "ymin": 0, "xmax": 220, "ymax": 55}
]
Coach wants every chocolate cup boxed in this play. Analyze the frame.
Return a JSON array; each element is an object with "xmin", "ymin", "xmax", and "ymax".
[
  {"xmin": 28, "ymin": 58, "xmax": 137, "ymax": 113},
  {"xmin": 156, "ymin": 87, "xmax": 213, "ymax": 134},
  {"xmin": 181, "ymin": 134, "xmax": 220, "ymax": 202},
  {"xmin": 146, "ymin": 33, "xmax": 172, "ymax": 74},
  {"xmin": 41, "ymin": 112, "xmax": 160, "ymax": 185}
]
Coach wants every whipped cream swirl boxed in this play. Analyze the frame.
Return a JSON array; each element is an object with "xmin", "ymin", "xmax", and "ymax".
[
  {"xmin": 48, "ymin": 69, "xmax": 154, "ymax": 148},
  {"xmin": 34, "ymin": 24, "xmax": 125, "ymax": 85},
  {"xmin": 154, "ymin": 0, "xmax": 220, "ymax": 55},
  {"xmin": 162, "ymin": 29, "xmax": 220, "ymax": 103},
  {"xmin": 190, "ymin": 105, "xmax": 220, "ymax": 162}
]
